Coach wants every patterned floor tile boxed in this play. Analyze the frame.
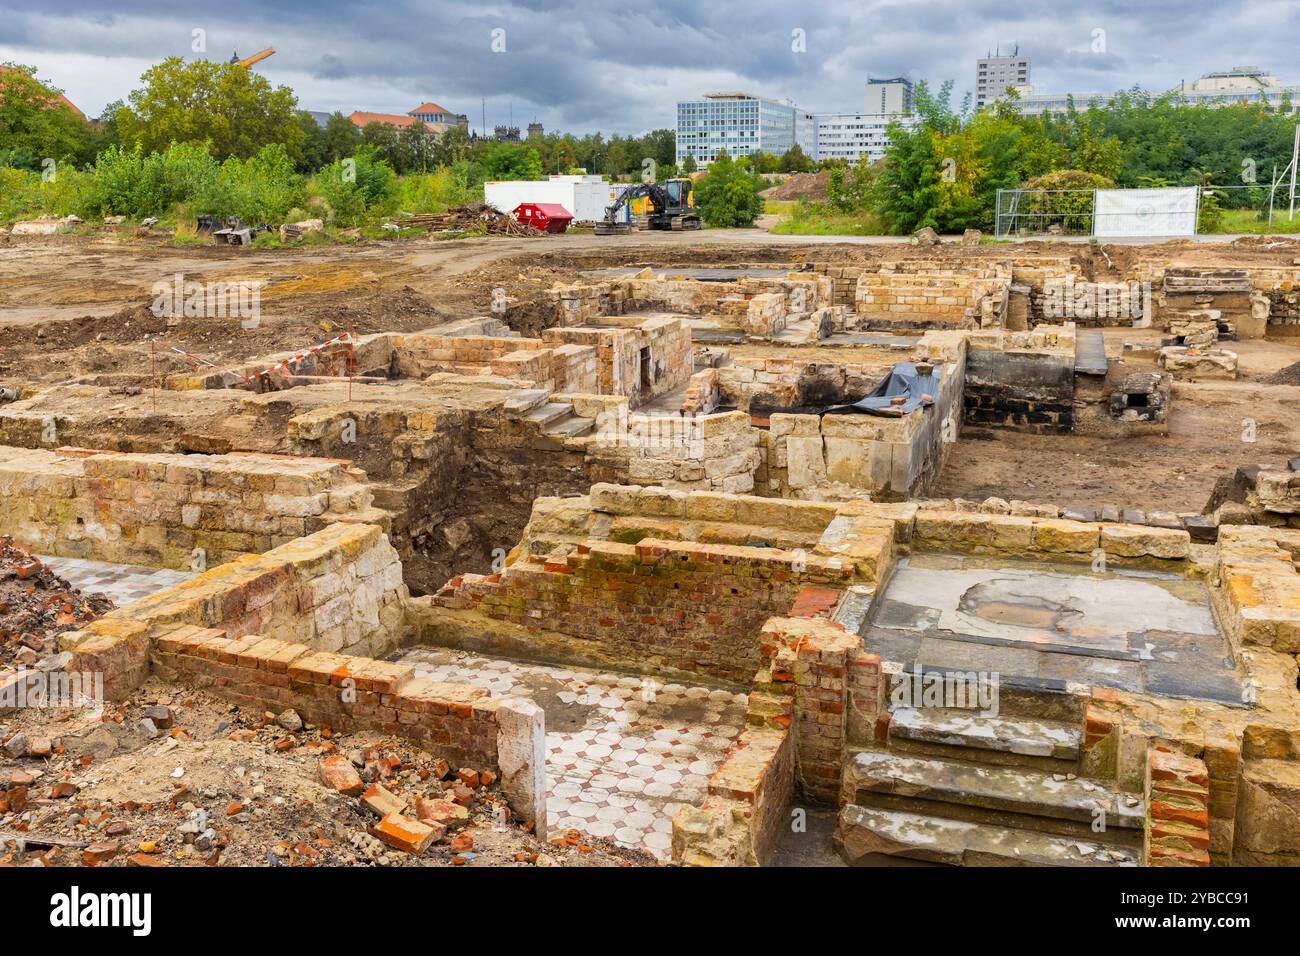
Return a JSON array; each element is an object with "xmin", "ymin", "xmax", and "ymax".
[
  {"xmin": 398, "ymin": 646, "xmax": 748, "ymax": 860},
  {"xmin": 39, "ymin": 555, "xmax": 195, "ymax": 607}
]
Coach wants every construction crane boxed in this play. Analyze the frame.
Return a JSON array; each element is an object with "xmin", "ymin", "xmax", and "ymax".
[
  {"xmin": 230, "ymin": 48, "xmax": 275, "ymax": 69},
  {"xmin": 594, "ymin": 179, "xmax": 700, "ymax": 235}
]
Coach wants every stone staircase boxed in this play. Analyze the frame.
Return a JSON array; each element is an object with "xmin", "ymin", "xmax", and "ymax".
[
  {"xmin": 836, "ymin": 688, "xmax": 1144, "ymax": 866},
  {"xmin": 507, "ymin": 388, "xmax": 596, "ymax": 440}
]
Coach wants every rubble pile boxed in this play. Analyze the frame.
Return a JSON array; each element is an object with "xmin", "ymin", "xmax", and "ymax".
[
  {"xmin": 0, "ymin": 683, "xmax": 649, "ymax": 868},
  {"xmin": 398, "ymin": 202, "xmax": 539, "ymax": 237},
  {"xmin": 0, "ymin": 538, "xmax": 113, "ymax": 667}
]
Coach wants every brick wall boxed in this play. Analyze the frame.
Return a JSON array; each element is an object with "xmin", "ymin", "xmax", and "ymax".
[
  {"xmin": 147, "ymin": 624, "xmax": 547, "ymax": 833},
  {"xmin": 431, "ymin": 537, "xmax": 852, "ymax": 684},
  {"xmin": 0, "ymin": 446, "xmax": 374, "ymax": 570},
  {"xmin": 1145, "ymin": 749, "xmax": 1211, "ymax": 866}
]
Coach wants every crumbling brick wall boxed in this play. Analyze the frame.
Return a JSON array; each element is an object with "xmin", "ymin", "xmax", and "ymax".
[
  {"xmin": 1145, "ymin": 749, "xmax": 1211, "ymax": 866},
  {"xmin": 431, "ymin": 537, "xmax": 852, "ymax": 684},
  {"xmin": 855, "ymin": 261, "xmax": 1010, "ymax": 330},
  {"xmin": 148, "ymin": 625, "xmax": 547, "ymax": 833}
]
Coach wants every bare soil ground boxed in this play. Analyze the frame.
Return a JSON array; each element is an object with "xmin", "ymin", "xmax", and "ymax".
[{"xmin": 935, "ymin": 330, "xmax": 1300, "ymax": 513}]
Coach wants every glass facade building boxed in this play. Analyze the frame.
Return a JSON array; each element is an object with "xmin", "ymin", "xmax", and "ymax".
[{"xmin": 675, "ymin": 93, "xmax": 799, "ymax": 167}]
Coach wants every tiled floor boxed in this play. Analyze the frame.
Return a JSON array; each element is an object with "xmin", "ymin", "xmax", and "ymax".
[
  {"xmin": 398, "ymin": 647, "xmax": 749, "ymax": 859},
  {"xmin": 38, "ymin": 555, "xmax": 195, "ymax": 607}
]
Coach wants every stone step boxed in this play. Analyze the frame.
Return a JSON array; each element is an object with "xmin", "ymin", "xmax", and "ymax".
[
  {"xmin": 544, "ymin": 414, "xmax": 596, "ymax": 438},
  {"xmin": 835, "ymin": 805, "xmax": 1140, "ymax": 867},
  {"xmin": 844, "ymin": 750, "xmax": 1143, "ymax": 833},
  {"xmin": 523, "ymin": 402, "xmax": 574, "ymax": 428},
  {"xmin": 1074, "ymin": 329, "xmax": 1108, "ymax": 376},
  {"xmin": 888, "ymin": 706, "xmax": 1082, "ymax": 766},
  {"xmin": 503, "ymin": 388, "xmax": 552, "ymax": 413}
]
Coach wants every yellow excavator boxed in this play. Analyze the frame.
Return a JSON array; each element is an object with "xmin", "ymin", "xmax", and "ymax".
[
  {"xmin": 230, "ymin": 48, "xmax": 275, "ymax": 69},
  {"xmin": 594, "ymin": 178, "xmax": 700, "ymax": 235}
]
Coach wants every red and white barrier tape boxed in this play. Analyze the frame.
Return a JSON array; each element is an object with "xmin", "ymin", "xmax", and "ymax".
[
  {"xmin": 140, "ymin": 332, "xmax": 355, "ymax": 386},
  {"xmin": 234, "ymin": 332, "xmax": 353, "ymax": 383}
]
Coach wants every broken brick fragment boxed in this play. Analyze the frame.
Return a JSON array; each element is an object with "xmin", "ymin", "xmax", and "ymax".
[
  {"xmin": 317, "ymin": 755, "xmax": 364, "ymax": 796},
  {"xmin": 370, "ymin": 814, "xmax": 437, "ymax": 855}
]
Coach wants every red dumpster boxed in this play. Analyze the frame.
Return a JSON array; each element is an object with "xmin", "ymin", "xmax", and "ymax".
[{"xmin": 513, "ymin": 202, "xmax": 573, "ymax": 234}]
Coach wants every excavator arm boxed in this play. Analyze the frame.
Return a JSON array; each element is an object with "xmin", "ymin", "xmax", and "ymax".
[{"xmin": 594, "ymin": 181, "xmax": 698, "ymax": 235}]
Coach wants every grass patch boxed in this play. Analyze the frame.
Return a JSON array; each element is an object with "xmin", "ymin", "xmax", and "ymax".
[
  {"xmin": 1214, "ymin": 207, "xmax": 1300, "ymax": 235},
  {"xmin": 768, "ymin": 199, "xmax": 886, "ymax": 236}
]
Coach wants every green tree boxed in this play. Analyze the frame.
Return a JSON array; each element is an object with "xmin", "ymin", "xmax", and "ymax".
[
  {"xmin": 321, "ymin": 112, "xmax": 361, "ymax": 163},
  {"xmin": 778, "ymin": 144, "xmax": 814, "ymax": 173},
  {"xmin": 694, "ymin": 149, "xmax": 764, "ymax": 227},
  {"xmin": 115, "ymin": 56, "xmax": 303, "ymax": 161},
  {"xmin": 0, "ymin": 63, "xmax": 95, "ymax": 167}
]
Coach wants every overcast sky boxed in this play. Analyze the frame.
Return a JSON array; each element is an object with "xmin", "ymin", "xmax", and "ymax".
[{"xmin": 2, "ymin": 0, "xmax": 1297, "ymax": 134}]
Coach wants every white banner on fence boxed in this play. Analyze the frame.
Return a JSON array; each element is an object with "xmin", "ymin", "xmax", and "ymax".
[{"xmin": 1093, "ymin": 187, "xmax": 1199, "ymax": 238}]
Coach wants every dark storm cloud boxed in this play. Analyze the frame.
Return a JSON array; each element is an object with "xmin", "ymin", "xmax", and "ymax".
[{"xmin": 0, "ymin": 0, "xmax": 1296, "ymax": 133}]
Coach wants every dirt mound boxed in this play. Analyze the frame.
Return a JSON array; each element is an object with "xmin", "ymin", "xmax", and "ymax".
[
  {"xmin": 1263, "ymin": 358, "xmax": 1300, "ymax": 386},
  {"xmin": 760, "ymin": 171, "xmax": 830, "ymax": 202}
]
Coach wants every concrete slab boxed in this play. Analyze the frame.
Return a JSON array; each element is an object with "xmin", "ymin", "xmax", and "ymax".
[{"xmin": 863, "ymin": 554, "xmax": 1247, "ymax": 704}]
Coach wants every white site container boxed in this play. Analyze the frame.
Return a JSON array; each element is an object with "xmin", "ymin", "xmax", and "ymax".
[{"xmin": 483, "ymin": 175, "xmax": 628, "ymax": 224}]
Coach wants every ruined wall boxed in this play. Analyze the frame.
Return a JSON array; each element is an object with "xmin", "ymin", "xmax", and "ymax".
[
  {"xmin": 585, "ymin": 408, "xmax": 761, "ymax": 494},
  {"xmin": 963, "ymin": 326, "xmax": 1076, "ymax": 434},
  {"xmin": 853, "ymin": 259, "xmax": 1011, "ymax": 331},
  {"xmin": 390, "ymin": 333, "xmax": 599, "ymax": 394},
  {"xmin": 807, "ymin": 263, "xmax": 867, "ymax": 308},
  {"xmin": 542, "ymin": 315, "xmax": 692, "ymax": 406},
  {"xmin": 761, "ymin": 359, "xmax": 963, "ymax": 501},
  {"xmin": 717, "ymin": 357, "xmax": 887, "ymax": 414},
  {"xmin": 61, "ymin": 522, "xmax": 408, "ymax": 659},
  {"xmin": 427, "ymin": 537, "xmax": 852, "ymax": 685},
  {"xmin": 0, "ymin": 446, "xmax": 374, "ymax": 570}
]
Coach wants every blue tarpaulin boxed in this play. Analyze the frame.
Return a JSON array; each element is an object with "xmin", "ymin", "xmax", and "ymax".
[{"xmin": 824, "ymin": 361, "xmax": 941, "ymax": 418}]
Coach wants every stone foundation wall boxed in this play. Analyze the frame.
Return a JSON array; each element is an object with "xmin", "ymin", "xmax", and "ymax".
[
  {"xmin": 717, "ymin": 357, "xmax": 888, "ymax": 414},
  {"xmin": 761, "ymin": 358, "xmax": 964, "ymax": 501},
  {"xmin": 1214, "ymin": 525, "xmax": 1300, "ymax": 653},
  {"xmin": 389, "ymin": 333, "xmax": 600, "ymax": 394},
  {"xmin": 0, "ymin": 446, "xmax": 375, "ymax": 570},
  {"xmin": 586, "ymin": 408, "xmax": 761, "ymax": 493},
  {"xmin": 542, "ymin": 315, "xmax": 692, "ymax": 406},
  {"xmin": 61, "ymin": 522, "xmax": 408, "ymax": 660},
  {"xmin": 807, "ymin": 263, "xmax": 870, "ymax": 308}
]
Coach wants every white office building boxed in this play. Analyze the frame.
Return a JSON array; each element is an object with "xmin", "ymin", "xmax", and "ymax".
[
  {"xmin": 805, "ymin": 77, "xmax": 916, "ymax": 164},
  {"xmin": 807, "ymin": 112, "xmax": 917, "ymax": 163},
  {"xmin": 675, "ymin": 92, "xmax": 799, "ymax": 167},
  {"xmin": 677, "ymin": 78, "xmax": 915, "ymax": 168}
]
